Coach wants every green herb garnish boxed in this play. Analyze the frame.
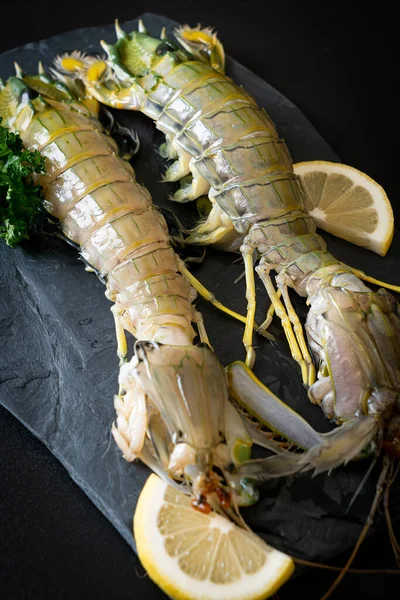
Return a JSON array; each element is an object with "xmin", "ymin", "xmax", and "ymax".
[{"xmin": 0, "ymin": 118, "xmax": 45, "ymax": 247}]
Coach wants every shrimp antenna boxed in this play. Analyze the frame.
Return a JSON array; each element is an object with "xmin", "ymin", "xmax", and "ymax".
[
  {"xmin": 319, "ymin": 456, "xmax": 392, "ymax": 600},
  {"xmin": 384, "ymin": 459, "xmax": 400, "ymax": 568},
  {"xmin": 293, "ymin": 555, "xmax": 400, "ymax": 575},
  {"xmin": 345, "ymin": 454, "xmax": 379, "ymax": 514}
]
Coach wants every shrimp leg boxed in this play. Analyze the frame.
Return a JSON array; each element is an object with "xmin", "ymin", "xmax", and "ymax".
[
  {"xmin": 242, "ymin": 246, "xmax": 257, "ymax": 368},
  {"xmin": 112, "ymin": 305, "xmax": 128, "ymax": 364},
  {"xmin": 256, "ymin": 263, "xmax": 309, "ymax": 385},
  {"xmin": 279, "ymin": 282, "xmax": 316, "ymax": 386},
  {"xmin": 193, "ymin": 310, "xmax": 213, "ymax": 348},
  {"xmin": 257, "ymin": 289, "xmax": 282, "ymax": 335},
  {"xmin": 349, "ymin": 267, "xmax": 400, "ymax": 294},
  {"xmin": 179, "ymin": 260, "xmax": 252, "ymax": 328}
]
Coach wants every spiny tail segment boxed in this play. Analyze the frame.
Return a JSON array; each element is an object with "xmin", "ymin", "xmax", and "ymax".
[
  {"xmin": 174, "ymin": 24, "xmax": 225, "ymax": 72},
  {"xmin": 0, "ymin": 65, "xmax": 74, "ymax": 129},
  {"xmin": 53, "ymin": 20, "xmax": 282, "ymax": 211}
]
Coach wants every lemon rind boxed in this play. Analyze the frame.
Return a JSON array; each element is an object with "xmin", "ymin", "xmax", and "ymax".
[
  {"xmin": 294, "ymin": 160, "xmax": 394, "ymax": 256},
  {"xmin": 134, "ymin": 474, "xmax": 294, "ymax": 600}
]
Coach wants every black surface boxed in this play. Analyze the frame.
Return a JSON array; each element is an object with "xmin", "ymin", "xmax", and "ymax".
[{"xmin": 0, "ymin": 3, "xmax": 398, "ymax": 599}]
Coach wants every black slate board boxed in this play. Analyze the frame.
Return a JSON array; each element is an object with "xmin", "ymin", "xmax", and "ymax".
[{"xmin": 1, "ymin": 12, "xmax": 399, "ymax": 569}]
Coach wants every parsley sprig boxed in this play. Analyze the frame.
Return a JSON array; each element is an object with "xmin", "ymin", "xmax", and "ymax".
[{"xmin": 0, "ymin": 118, "xmax": 45, "ymax": 247}]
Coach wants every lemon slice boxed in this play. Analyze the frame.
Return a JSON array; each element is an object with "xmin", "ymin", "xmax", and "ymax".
[
  {"xmin": 134, "ymin": 474, "xmax": 294, "ymax": 600},
  {"xmin": 294, "ymin": 160, "xmax": 394, "ymax": 256}
]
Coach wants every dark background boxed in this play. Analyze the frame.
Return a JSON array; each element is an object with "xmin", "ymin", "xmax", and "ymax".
[{"xmin": 0, "ymin": 2, "xmax": 397, "ymax": 599}]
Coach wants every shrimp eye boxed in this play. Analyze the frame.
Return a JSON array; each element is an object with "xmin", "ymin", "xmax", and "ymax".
[{"xmin": 156, "ymin": 41, "xmax": 175, "ymax": 56}]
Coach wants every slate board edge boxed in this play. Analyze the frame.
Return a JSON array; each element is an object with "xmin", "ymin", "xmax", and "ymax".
[{"xmin": 3, "ymin": 400, "xmax": 137, "ymax": 552}]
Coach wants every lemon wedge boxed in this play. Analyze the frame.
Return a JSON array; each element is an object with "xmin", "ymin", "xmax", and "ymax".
[
  {"xmin": 294, "ymin": 160, "xmax": 394, "ymax": 256},
  {"xmin": 134, "ymin": 474, "xmax": 294, "ymax": 600}
]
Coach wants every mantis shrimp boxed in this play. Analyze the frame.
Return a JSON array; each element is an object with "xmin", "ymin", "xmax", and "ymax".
[
  {"xmin": 0, "ymin": 64, "xmax": 303, "ymax": 526},
  {"xmin": 53, "ymin": 19, "xmax": 400, "ymax": 596}
]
